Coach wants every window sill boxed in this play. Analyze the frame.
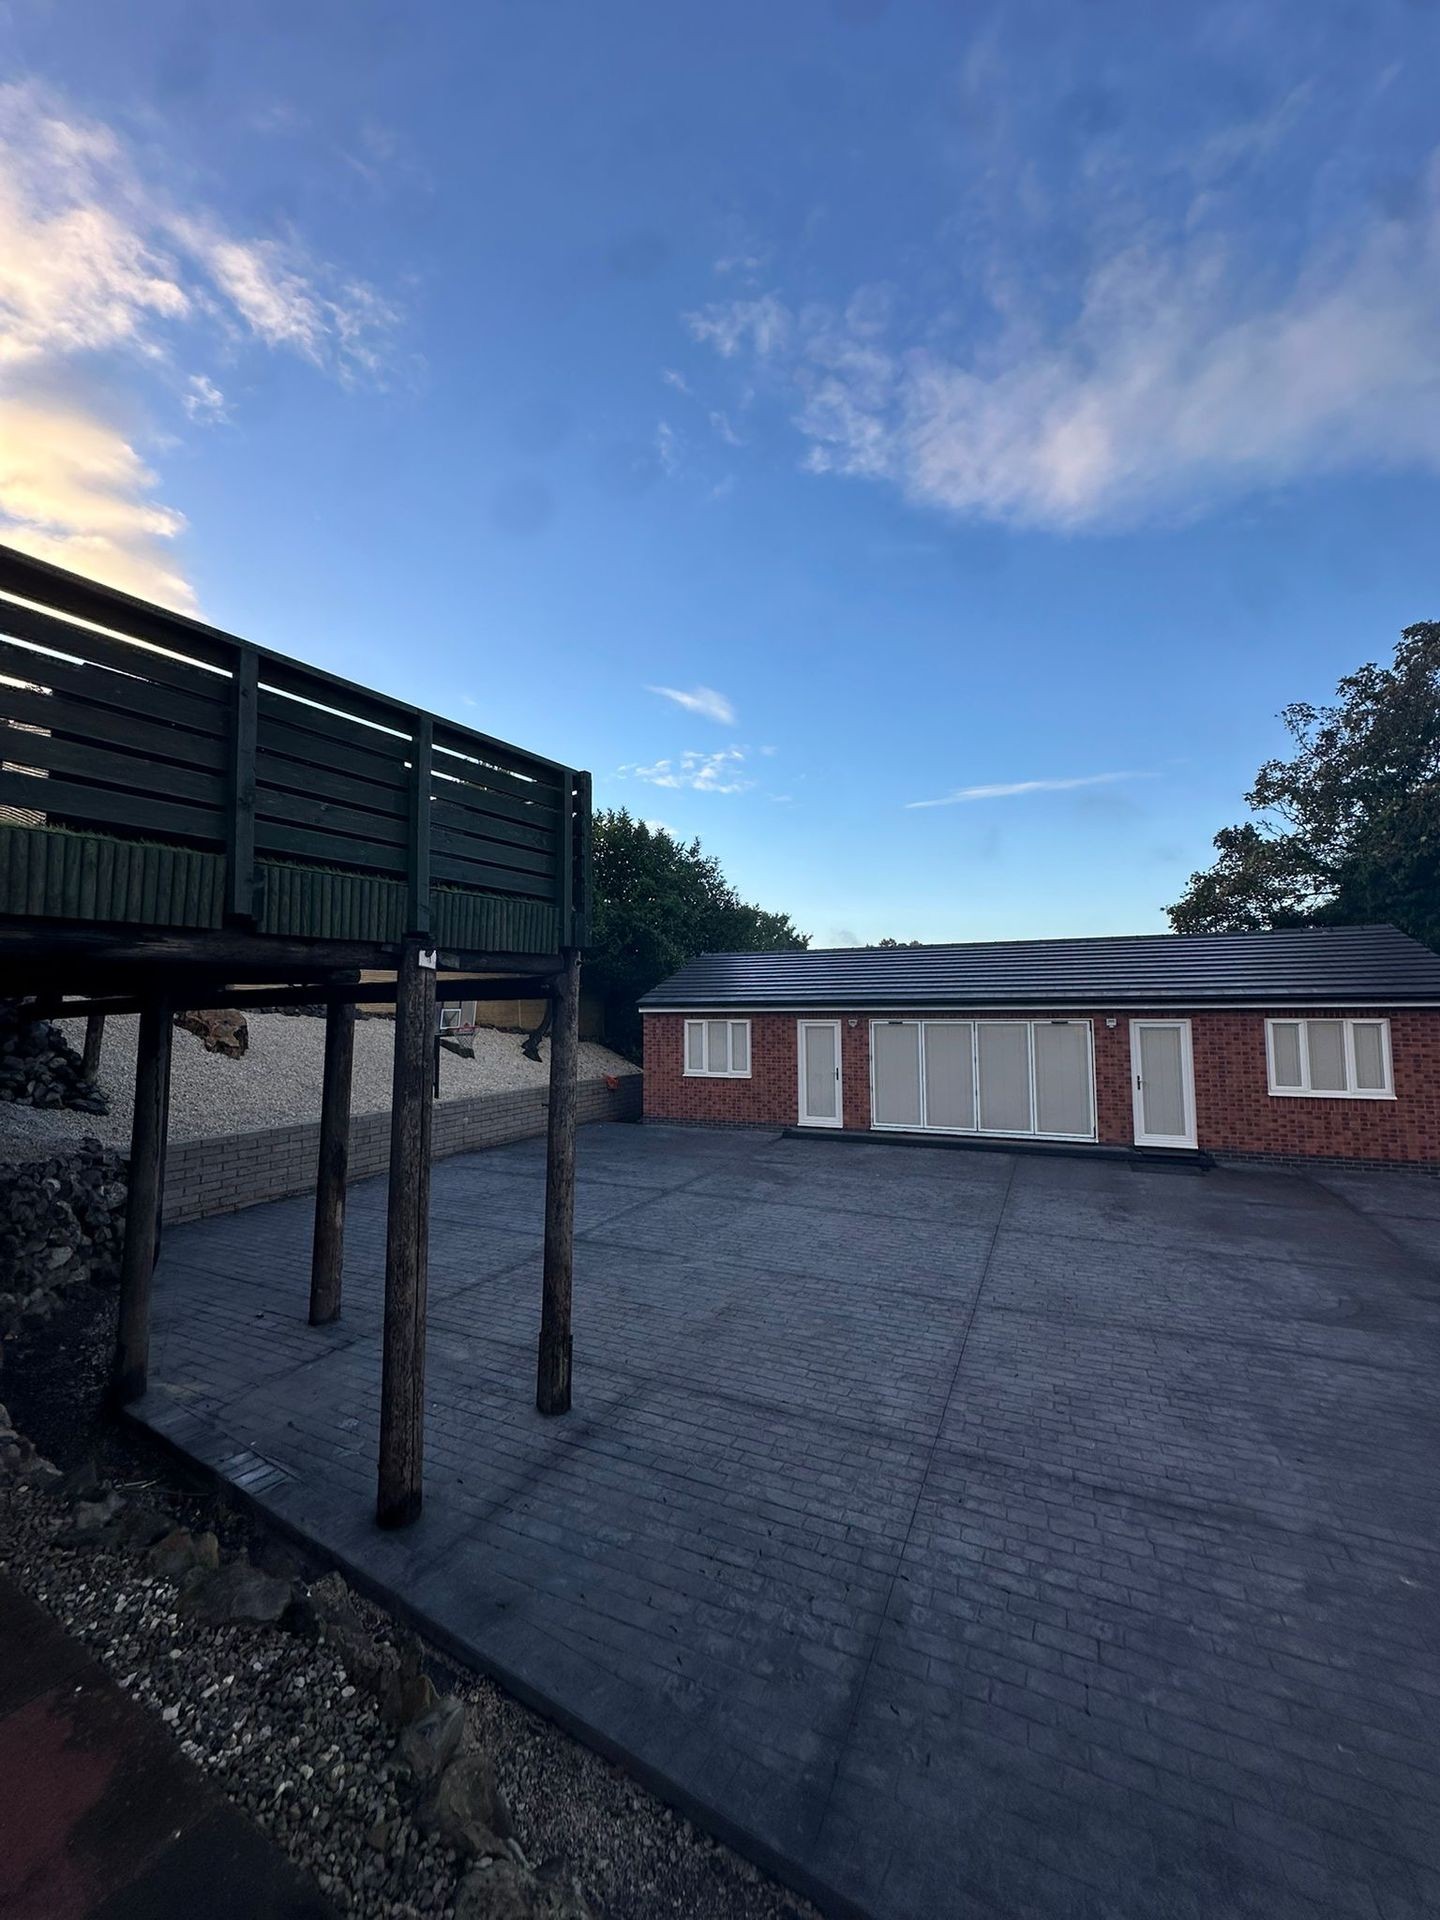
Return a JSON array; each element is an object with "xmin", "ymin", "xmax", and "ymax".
[
  {"xmin": 682, "ymin": 1070, "xmax": 752, "ymax": 1080},
  {"xmin": 1266, "ymin": 1088, "xmax": 1396, "ymax": 1101}
]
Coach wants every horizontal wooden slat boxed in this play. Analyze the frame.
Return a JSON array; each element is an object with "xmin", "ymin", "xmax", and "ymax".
[
  {"xmin": 257, "ymin": 686, "xmax": 412, "ymax": 765},
  {"xmin": 431, "ymin": 821, "xmax": 555, "ymax": 880},
  {"xmin": 429, "ymin": 848, "xmax": 556, "ymax": 896},
  {"xmin": 431, "ymin": 776, "xmax": 560, "ymax": 835},
  {"xmin": 255, "ymin": 781, "xmax": 410, "ymax": 850},
  {"xmin": 434, "ymin": 728, "xmax": 567, "ymax": 792},
  {"xmin": 427, "ymin": 796, "xmax": 554, "ymax": 855},
  {"xmin": 254, "ymin": 816, "xmax": 409, "ymax": 875},
  {"xmin": 256, "ymin": 707, "xmax": 411, "ymax": 795},
  {"xmin": 259, "ymin": 654, "xmax": 430, "ymax": 741},
  {"xmin": 0, "ymin": 729, "xmax": 225, "ymax": 809},
  {"xmin": 0, "ymin": 686, "xmax": 229, "ymax": 774},
  {"xmin": 434, "ymin": 751, "xmax": 563, "ymax": 807},
  {"xmin": 0, "ymin": 641, "xmax": 230, "ymax": 737},
  {"xmin": 256, "ymin": 745, "xmax": 409, "ymax": 817},
  {"xmin": 0, "ymin": 769, "xmax": 225, "ymax": 842},
  {"xmin": 0, "ymin": 596, "xmax": 231, "ymax": 700},
  {"xmin": 0, "ymin": 552, "xmax": 237, "ymax": 671}
]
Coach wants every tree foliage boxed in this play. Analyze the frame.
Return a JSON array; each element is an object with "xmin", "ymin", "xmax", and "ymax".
[
  {"xmin": 1168, "ymin": 623, "xmax": 1440, "ymax": 950},
  {"xmin": 587, "ymin": 809, "xmax": 808, "ymax": 1056}
]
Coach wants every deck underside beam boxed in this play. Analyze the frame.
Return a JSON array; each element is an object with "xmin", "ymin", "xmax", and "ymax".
[{"xmin": 21, "ymin": 973, "xmax": 559, "ymax": 1021}]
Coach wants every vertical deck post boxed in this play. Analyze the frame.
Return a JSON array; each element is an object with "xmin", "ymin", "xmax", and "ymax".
[
  {"xmin": 377, "ymin": 941, "xmax": 436, "ymax": 1528},
  {"xmin": 113, "ymin": 996, "xmax": 172, "ymax": 1405},
  {"xmin": 309, "ymin": 994, "xmax": 356, "ymax": 1326},
  {"xmin": 536, "ymin": 946, "xmax": 580, "ymax": 1415},
  {"xmin": 154, "ymin": 1016, "xmax": 173, "ymax": 1261},
  {"xmin": 225, "ymin": 644, "xmax": 260, "ymax": 922},
  {"xmin": 81, "ymin": 1012, "xmax": 106, "ymax": 1084}
]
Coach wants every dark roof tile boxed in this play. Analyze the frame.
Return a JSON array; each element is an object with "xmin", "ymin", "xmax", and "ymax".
[{"xmin": 638, "ymin": 926, "xmax": 1440, "ymax": 1010}]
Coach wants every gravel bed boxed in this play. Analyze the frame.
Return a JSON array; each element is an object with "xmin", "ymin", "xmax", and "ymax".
[
  {"xmin": 0, "ymin": 1294, "xmax": 816, "ymax": 1920},
  {"xmin": 0, "ymin": 1013, "xmax": 638, "ymax": 1158}
]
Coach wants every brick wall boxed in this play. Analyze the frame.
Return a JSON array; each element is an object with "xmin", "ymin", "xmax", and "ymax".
[
  {"xmin": 642, "ymin": 1012, "xmax": 868, "ymax": 1130},
  {"xmin": 642, "ymin": 1008, "xmax": 1440, "ymax": 1169},
  {"xmin": 162, "ymin": 1071, "xmax": 643, "ymax": 1224},
  {"xmin": 1184, "ymin": 1007, "xmax": 1440, "ymax": 1169}
]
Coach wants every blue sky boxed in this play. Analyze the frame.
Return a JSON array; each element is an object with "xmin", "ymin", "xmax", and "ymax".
[{"xmin": 1, "ymin": 1, "xmax": 1437, "ymax": 945}]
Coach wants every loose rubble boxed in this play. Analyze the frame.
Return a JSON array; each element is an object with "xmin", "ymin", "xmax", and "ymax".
[
  {"xmin": 0, "ymin": 1138, "xmax": 126, "ymax": 1334},
  {"xmin": 0, "ymin": 999, "xmax": 108, "ymax": 1113}
]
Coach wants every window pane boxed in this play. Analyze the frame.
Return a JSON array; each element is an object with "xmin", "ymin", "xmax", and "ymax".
[
  {"xmin": 1307, "ymin": 1020, "xmax": 1346, "ymax": 1091},
  {"xmin": 1270, "ymin": 1022, "xmax": 1302, "ymax": 1088},
  {"xmin": 803, "ymin": 1023, "xmax": 839, "ymax": 1119},
  {"xmin": 1352, "ymin": 1022, "xmax": 1387, "ymax": 1091},
  {"xmin": 730, "ymin": 1022, "xmax": 749, "ymax": 1074},
  {"xmin": 923, "ymin": 1023, "xmax": 974, "ymax": 1129},
  {"xmin": 706, "ymin": 1019, "xmax": 729, "ymax": 1074},
  {"xmin": 685, "ymin": 1022, "xmax": 704, "ymax": 1071},
  {"xmin": 872, "ymin": 1022, "xmax": 922, "ymax": 1127},
  {"xmin": 978, "ymin": 1023, "xmax": 1032, "ymax": 1133},
  {"xmin": 1034, "ymin": 1022, "xmax": 1093, "ymax": 1136}
]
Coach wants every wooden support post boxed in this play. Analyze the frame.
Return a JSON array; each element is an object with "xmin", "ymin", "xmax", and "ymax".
[
  {"xmin": 377, "ymin": 941, "xmax": 436, "ymax": 1528},
  {"xmin": 536, "ymin": 946, "xmax": 580, "ymax": 1416},
  {"xmin": 113, "ymin": 997, "xmax": 172, "ymax": 1405},
  {"xmin": 309, "ymin": 996, "xmax": 356, "ymax": 1326},
  {"xmin": 81, "ymin": 1011, "xmax": 105, "ymax": 1084},
  {"xmin": 154, "ymin": 1019, "xmax": 172, "ymax": 1261}
]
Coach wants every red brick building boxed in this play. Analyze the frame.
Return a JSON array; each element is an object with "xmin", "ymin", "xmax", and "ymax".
[{"xmin": 639, "ymin": 927, "xmax": 1440, "ymax": 1172}]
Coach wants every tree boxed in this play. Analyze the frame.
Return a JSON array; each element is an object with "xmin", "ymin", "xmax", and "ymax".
[
  {"xmin": 1168, "ymin": 623, "xmax": 1440, "ymax": 950},
  {"xmin": 587, "ymin": 810, "xmax": 808, "ymax": 1056}
]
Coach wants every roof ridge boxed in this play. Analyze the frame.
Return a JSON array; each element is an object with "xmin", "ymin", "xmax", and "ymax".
[{"xmin": 690, "ymin": 924, "xmax": 1405, "ymax": 961}]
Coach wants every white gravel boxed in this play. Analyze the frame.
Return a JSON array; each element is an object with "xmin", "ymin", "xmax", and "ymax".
[{"xmin": 0, "ymin": 1013, "xmax": 638, "ymax": 1157}]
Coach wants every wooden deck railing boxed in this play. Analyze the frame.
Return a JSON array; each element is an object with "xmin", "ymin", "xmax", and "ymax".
[{"xmin": 0, "ymin": 545, "xmax": 589, "ymax": 954}]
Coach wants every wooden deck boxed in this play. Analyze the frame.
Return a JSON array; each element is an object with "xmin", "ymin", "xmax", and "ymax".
[
  {"xmin": 0, "ymin": 542, "xmax": 593, "ymax": 1524},
  {"xmin": 0, "ymin": 543, "xmax": 589, "ymax": 986}
]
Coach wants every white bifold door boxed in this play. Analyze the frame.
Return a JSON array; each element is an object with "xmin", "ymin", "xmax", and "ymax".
[
  {"xmin": 1130, "ymin": 1019, "xmax": 1196, "ymax": 1148},
  {"xmin": 797, "ymin": 1019, "xmax": 843, "ymax": 1127},
  {"xmin": 870, "ymin": 1018, "xmax": 1095, "ymax": 1140}
]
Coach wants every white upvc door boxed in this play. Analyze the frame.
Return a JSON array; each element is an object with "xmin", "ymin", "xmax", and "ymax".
[
  {"xmin": 797, "ymin": 1019, "xmax": 843, "ymax": 1128},
  {"xmin": 1130, "ymin": 1019, "xmax": 1197, "ymax": 1148}
]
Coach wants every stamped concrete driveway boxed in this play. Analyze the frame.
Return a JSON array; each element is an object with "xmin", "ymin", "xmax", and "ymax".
[{"xmin": 137, "ymin": 1125, "xmax": 1440, "ymax": 1920}]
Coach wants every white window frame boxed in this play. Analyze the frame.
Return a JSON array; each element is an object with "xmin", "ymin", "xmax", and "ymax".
[
  {"xmin": 1265, "ymin": 1018, "xmax": 1394, "ymax": 1100},
  {"xmin": 868, "ymin": 1017, "xmax": 1096, "ymax": 1142},
  {"xmin": 683, "ymin": 1017, "xmax": 752, "ymax": 1079}
]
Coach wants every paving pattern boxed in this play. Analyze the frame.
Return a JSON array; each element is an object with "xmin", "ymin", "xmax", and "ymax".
[{"xmin": 135, "ymin": 1125, "xmax": 1440, "ymax": 1920}]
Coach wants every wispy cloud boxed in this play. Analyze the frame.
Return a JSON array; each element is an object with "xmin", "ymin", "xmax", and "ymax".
[
  {"xmin": 182, "ymin": 373, "xmax": 229, "ymax": 425},
  {"xmin": 685, "ymin": 293, "xmax": 791, "ymax": 361},
  {"xmin": 708, "ymin": 408, "xmax": 745, "ymax": 448},
  {"xmin": 907, "ymin": 771, "xmax": 1146, "ymax": 808},
  {"xmin": 687, "ymin": 137, "xmax": 1440, "ymax": 528},
  {"xmin": 0, "ymin": 80, "xmax": 398, "ymax": 606},
  {"xmin": 646, "ymin": 684, "xmax": 737, "ymax": 725},
  {"xmin": 655, "ymin": 420, "xmax": 680, "ymax": 477},
  {"xmin": 619, "ymin": 747, "xmax": 754, "ymax": 794}
]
